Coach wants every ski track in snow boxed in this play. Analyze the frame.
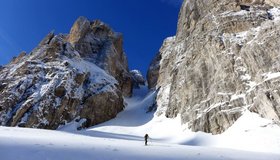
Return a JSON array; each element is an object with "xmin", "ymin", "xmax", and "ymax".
[{"xmin": 0, "ymin": 86, "xmax": 280, "ymax": 160}]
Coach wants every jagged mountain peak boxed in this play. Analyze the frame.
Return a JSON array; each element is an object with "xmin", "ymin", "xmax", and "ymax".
[
  {"xmin": 0, "ymin": 16, "xmax": 133, "ymax": 129},
  {"xmin": 68, "ymin": 17, "xmax": 115, "ymax": 45},
  {"xmin": 66, "ymin": 17, "xmax": 132, "ymax": 96}
]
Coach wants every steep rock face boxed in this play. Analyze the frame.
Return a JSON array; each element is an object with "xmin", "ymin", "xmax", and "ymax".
[
  {"xmin": 147, "ymin": 52, "xmax": 162, "ymax": 89},
  {"xmin": 0, "ymin": 17, "xmax": 131, "ymax": 129},
  {"xmin": 148, "ymin": 0, "xmax": 280, "ymax": 134},
  {"xmin": 68, "ymin": 17, "xmax": 132, "ymax": 97}
]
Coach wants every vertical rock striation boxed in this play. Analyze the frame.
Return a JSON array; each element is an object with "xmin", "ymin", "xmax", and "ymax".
[{"xmin": 148, "ymin": 0, "xmax": 280, "ymax": 134}]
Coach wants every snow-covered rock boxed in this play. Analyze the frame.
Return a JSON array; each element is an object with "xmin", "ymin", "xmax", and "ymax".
[
  {"xmin": 148, "ymin": 0, "xmax": 280, "ymax": 134},
  {"xmin": 68, "ymin": 17, "xmax": 133, "ymax": 97},
  {"xmin": 0, "ymin": 17, "xmax": 133, "ymax": 129},
  {"xmin": 130, "ymin": 70, "xmax": 145, "ymax": 88}
]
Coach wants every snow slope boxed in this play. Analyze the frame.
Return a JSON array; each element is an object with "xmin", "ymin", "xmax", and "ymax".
[{"xmin": 0, "ymin": 86, "xmax": 280, "ymax": 160}]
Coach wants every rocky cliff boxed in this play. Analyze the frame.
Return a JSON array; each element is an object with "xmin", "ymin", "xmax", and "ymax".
[
  {"xmin": 0, "ymin": 17, "xmax": 133, "ymax": 129},
  {"xmin": 148, "ymin": 0, "xmax": 280, "ymax": 134}
]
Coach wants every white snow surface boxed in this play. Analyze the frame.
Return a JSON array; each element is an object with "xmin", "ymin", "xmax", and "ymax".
[{"xmin": 0, "ymin": 86, "xmax": 280, "ymax": 160}]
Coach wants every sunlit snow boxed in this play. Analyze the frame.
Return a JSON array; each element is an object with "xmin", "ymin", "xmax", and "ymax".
[{"xmin": 0, "ymin": 86, "xmax": 280, "ymax": 160}]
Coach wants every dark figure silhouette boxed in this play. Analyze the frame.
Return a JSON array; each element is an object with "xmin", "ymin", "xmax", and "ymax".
[{"xmin": 144, "ymin": 134, "xmax": 149, "ymax": 146}]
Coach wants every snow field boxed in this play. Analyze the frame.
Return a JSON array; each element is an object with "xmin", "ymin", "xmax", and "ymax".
[{"xmin": 0, "ymin": 86, "xmax": 280, "ymax": 160}]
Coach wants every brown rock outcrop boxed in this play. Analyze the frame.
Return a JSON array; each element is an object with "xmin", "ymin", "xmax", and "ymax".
[
  {"xmin": 68, "ymin": 17, "xmax": 133, "ymax": 97},
  {"xmin": 0, "ymin": 17, "xmax": 132, "ymax": 130}
]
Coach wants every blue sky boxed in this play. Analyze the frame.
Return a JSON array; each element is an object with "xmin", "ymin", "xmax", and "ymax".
[{"xmin": 0, "ymin": 0, "xmax": 182, "ymax": 75}]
